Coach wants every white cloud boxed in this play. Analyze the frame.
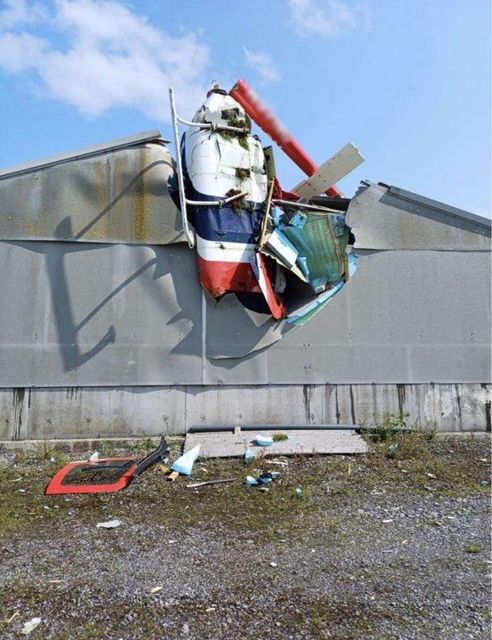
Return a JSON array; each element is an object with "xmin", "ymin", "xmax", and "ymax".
[
  {"xmin": 0, "ymin": 0, "xmax": 210, "ymax": 120},
  {"xmin": 243, "ymin": 47, "xmax": 280, "ymax": 85},
  {"xmin": 288, "ymin": 0, "xmax": 371, "ymax": 37},
  {"xmin": 0, "ymin": 0, "xmax": 46, "ymax": 29}
]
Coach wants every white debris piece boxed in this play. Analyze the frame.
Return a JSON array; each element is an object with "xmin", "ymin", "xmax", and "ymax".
[
  {"xmin": 96, "ymin": 519, "xmax": 121, "ymax": 529},
  {"xmin": 21, "ymin": 617, "xmax": 41, "ymax": 635}
]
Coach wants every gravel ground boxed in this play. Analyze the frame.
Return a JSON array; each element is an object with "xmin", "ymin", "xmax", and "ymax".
[{"xmin": 0, "ymin": 434, "xmax": 490, "ymax": 639}]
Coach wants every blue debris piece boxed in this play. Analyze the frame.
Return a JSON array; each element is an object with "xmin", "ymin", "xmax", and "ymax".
[
  {"xmin": 244, "ymin": 448, "xmax": 256, "ymax": 464},
  {"xmin": 171, "ymin": 445, "xmax": 200, "ymax": 476},
  {"xmin": 245, "ymin": 471, "xmax": 280, "ymax": 487},
  {"xmin": 290, "ymin": 212, "xmax": 307, "ymax": 228},
  {"xmin": 255, "ymin": 434, "xmax": 274, "ymax": 447}
]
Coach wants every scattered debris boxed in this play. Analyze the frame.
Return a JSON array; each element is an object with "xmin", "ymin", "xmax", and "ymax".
[
  {"xmin": 48, "ymin": 580, "xmax": 63, "ymax": 584},
  {"xmin": 245, "ymin": 471, "xmax": 279, "ymax": 487},
  {"xmin": 295, "ymin": 487, "xmax": 302, "ymax": 497},
  {"xmin": 479, "ymin": 480, "xmax": 490, "ymax": 486},
  {"xmin": 89, "ymin": 451, "xmax": 99, "ymax": 461},
  {"xmin": 44, "ymin": 437, "xmax": 169, "ymax": 495},
  {"xmin": 96, "ymin": 519, "xmax": 121, "ymax": 529},
  {"xmin": 245, "ymin": 475, "xmax": 259, "ymax": 486},
  {"xmin": 167, "ymin": 471, "xmax": 179, "ymax": 482},
  {"xmin": 270, "ymin": 562, "xmax": 277, "ymax": 567},
  {"xmin": 387, "ymin": 443, "xmax": 399, "ymax": 458},
  {"xmin": 244, "ymin": 448, "xmax": 256, "ymax": 463},
  {"xmin": 21, "ymin": 617, "xmax": 41, "ymax": 635},
  {"xmin": 186, "ymin": 478, "xmax": 235, "ymax": 489},
  {"xmin": 382, "ymin": 519, "xmax": 394, "ymax": 524},
  {"xmin": 5, "ymin": 612, "xmax": 19, "ymax": 624},
  {"xmin": 150, "ymin": 586, "xmax": 163, "ymax": 594},
  {"xmin": 426, "ymin": 472, "xmax": 437, "ymax": 479},
  {"xmin": 205, "ymin": 607, "xmax": 216, "ymax": 613},
  {"xmin": 171, "ymin": 445, "xmax": 201, "ymax": 476},
  {"xmin": 269, "ymin": 458, "xmax": 289, "ymax": 467},
  {"xmin": 255, "ymin": 434, "xmax": 273, "ymax": 447}
]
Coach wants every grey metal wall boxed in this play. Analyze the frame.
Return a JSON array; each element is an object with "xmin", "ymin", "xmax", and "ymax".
[
  {"xmin": 0, "ymin": 136, "xmax": 490, "ymax": 437},
  {"xmin": 0, "ymin": 242, "xmax": 489, "ymax": 386}
]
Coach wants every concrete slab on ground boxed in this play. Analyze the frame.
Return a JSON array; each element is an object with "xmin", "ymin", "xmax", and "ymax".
[{"xmin": 183, "ymin": 428, "xmax": 368, "ymax": 458}]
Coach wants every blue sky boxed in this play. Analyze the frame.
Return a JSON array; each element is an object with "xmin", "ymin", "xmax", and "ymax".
[{"xmin": 0, "ymin": 0, "xmax": 490, "ymax": 216}]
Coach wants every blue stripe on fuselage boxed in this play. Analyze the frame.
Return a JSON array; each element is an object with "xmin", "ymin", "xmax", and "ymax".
[{"xmin": 182, "ymin": 134, "xmax": 264, "ymax": 244}]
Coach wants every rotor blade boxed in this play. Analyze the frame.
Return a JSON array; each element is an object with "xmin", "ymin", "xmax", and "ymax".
[{"xmin": 291, "ymin": 143, "xmax": 364, "ymax": 199}]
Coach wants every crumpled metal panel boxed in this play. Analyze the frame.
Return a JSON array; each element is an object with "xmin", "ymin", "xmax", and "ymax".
[
  {"xmin": 346, "ymin": 181, "xmax": 491, "ymax": 251},
  {"xmin": 0, "ymin": 143, "xmax": 184, "ymax": 245},
  {"xmin": 205, "ymin": 292, "xmax": 287, "ymax": 359}
]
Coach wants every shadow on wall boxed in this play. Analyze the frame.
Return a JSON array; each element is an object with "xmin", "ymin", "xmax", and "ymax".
[
  {"xmin": 6, "ymin": 236, "xmax": 290, "ymax": 375},
  {"xmin": 7, "ymin": 224, "xmax": 191, "ymax": 372}
]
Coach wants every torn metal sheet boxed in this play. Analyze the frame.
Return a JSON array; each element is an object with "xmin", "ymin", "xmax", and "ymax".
[
  {"xmin": 183, "ymin": 428, "xmax": 368, "ymax": 457},
  {"xmin": 280, "ymin": 210, "xmax": 349, "ymax": 290},
  {"xmin": 205, "ymin": 291, "xmax": 286, "ymax": 359},
  {"xmin": 347, "ymin": 181, "xmax": 491, "ymax": 251},
  {"xmin": 0, "ymin": 141, "xmax": 184, "ymax": 245},
  {"xmin": 291, "ymin": 143, "xmax": 364, "ymax": 199}
]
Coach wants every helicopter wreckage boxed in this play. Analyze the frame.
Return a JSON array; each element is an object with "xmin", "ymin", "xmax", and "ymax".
[{"xmin": 170, "ymin": 80, "xmax": 364, "ymax": 327}]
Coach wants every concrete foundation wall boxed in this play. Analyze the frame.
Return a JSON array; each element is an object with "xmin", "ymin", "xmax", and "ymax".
[{"xmin": 0, "ymin": 383, "xmax": 490, "ymax": 441}]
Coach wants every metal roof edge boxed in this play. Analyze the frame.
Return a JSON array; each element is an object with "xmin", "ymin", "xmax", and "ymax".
[
  {"xmin": 388, "ymin": 185, "xmax": 491, "ymax": 231},
  {"xmin": 0, "ymin": 130, "xmax": 168, "ymax": 181},
  {"xmin": 357, "ymin": 180, "xmax": 491, "ymax": 231}
]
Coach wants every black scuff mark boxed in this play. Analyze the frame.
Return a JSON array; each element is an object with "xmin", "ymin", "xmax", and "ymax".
[
  {"xmin": 335, "ymin": 386, "xmax": 341, "ymax": 424},
  {"xmin": 485, "ymin": 400, "xmax": 491, "ymax": 433},
  {"xmin": 303, "ymin": 384, "xmax": 312, "ymax": 424},
  {"xmin": 12, "ymin": 388, "xmax": 25, "ymax": 441},
  {"xmin": 455, "ymin": 384, "xmax": 463, "ymax": 431},
  {"xmin": 349, "ymin": 385, "xmax": 356, "ymax": 424},
  {"xmin": 397, "ymin": 384, "xmax": 405, "ymax": 415}
]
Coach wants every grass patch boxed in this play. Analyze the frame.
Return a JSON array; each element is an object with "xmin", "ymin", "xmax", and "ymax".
[
  {"xmin": 0, "ymin": 435, "xmax": 489, "ymax": 540},
  {"xmin": 272, "ymin": 433, "xmax": 289, "ymax": 442},
  {"xmin": 465, "ymin": 543, "xmax": 482, "ymax": 554}
]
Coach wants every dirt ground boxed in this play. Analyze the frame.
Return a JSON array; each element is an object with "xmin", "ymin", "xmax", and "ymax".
[{"xmin": 0, "ymin": 433, "xmax": 490, "ymax": 640}]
